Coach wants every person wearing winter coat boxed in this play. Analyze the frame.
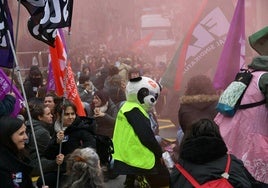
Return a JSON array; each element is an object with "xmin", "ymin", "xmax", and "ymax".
[
  {"xmin": 215, "ymin": 56, "xmax": 268, "ymax": 184},
  {"xmin": 178, "ymin": 75, "xmax": 219, "ymax": 135},
  {"xmin": 23, "ymin": 65, "xmax": 43, "ymax": 100},
  {"xmin": 0, "ymin": 116, "xmax": 34, "ymax": 188},
  {"xmin": 0, "ymin": 92, "xmax": 16, "ymax": 117},
  {"xmin": 86, "ymin": 90, "xmax": 118, "ymax": 138},
  {"xmin": 170, "ymin": 118, "xmax": 264, "ymax": 188},
  {"xmin": 36, "ymin": 99, "xmax": 96, "ymax": 188},
  {"xmin": 25, "ymin": 102, "xmax": 57, "ymax": 176}
]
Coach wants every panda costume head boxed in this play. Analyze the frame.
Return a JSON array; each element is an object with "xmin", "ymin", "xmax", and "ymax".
[{"xmin": 126, "ymin": 76, "xmax": 161, "ymax": 111}]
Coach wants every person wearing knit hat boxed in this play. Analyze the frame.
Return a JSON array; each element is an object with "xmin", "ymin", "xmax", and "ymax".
[
  {"xmin": 88, "ymin": 90, "xmax": 119, "ymax": 138},
  {"xmin": 93, "ymin": 90, "xmax": 109, "ymax": 107},
  {"xmin": 23, "ymin": 65, "xmax": 43, "ymax": 100},
  {"xmin": 87, "ymin": 90, "xmax": 119, "ymax": 181},
  {"xmin": 0, "ymin": 116, "xmax": 35, "ymax": 188}
]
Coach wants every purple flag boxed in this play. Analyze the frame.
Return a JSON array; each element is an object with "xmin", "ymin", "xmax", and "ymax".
[
  {"xmin": 0, "ymin": 69, "xmax": 25, "ymax": 117},
  {"xmin": 0, "ymin": 0, "xmax": 15, "ymax": 68},
  {"xmin": 46, "ymin": 60, "xmax": 55, "ymax": 92},
  {"xmin": 213, "ymin": 0, "xmax": 245, "ymax": 91}
]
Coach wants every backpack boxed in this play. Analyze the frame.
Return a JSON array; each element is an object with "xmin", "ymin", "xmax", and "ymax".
[
  {"xmin": 94, "ymin": 133, "xmax": 114, "ymax": 165},
  {"xmin": 216, "ymin": 69, "xmax": 266, "ymax": 117},
  {"xmin": 79, "ymin": 116, "xmax": 114, "ymax": 165},
  {"xmin": 175, "ymin": 154, "xmax": 233, "ymax": 188}
]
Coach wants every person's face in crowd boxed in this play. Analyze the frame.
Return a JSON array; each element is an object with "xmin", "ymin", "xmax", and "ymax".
[
  {"xmin": 130, "ymin": 72, "xmax": 140, "ymax": 79},
  {"xmin": 63, "ymin": 106, "xmax": 76, "ymax": 127},
  {"xmin": 39, "ymin": 107, "xmax": 53, "ymax": 124},
  {"xmin": 83, "ymin": 68, "xmax": 90, "ymax": 75},
  {"xmin": 11, "ymin": 124, "xmax": 28, "ymax": 150},
  {"xmin": 44, "ymin": 96, "xmax": 55, "ymax": 111},
  {"xmin": 43, "ymin": 78, "xmax": 47, "ymax": 86},
  {"xmin": 31, "ymin": 74, "xmax": 42, "ymax": 86},
  {"xmin": 83, "ymin": 81, "xmax": 93, "ymax": 91},
  {"xmin": 93, "ymin": 95, "xmax": 102, "ymax": 107}
]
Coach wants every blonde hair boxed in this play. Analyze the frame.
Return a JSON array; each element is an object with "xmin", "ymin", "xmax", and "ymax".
[{"xmin": 62, "ymin": 147, "xmax": 104, "ymax": 188}]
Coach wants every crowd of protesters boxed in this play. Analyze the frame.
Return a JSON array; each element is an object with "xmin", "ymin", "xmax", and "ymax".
[{"xmin": 1, "ymin": 40, "xmax": 268, "ymax": 188}]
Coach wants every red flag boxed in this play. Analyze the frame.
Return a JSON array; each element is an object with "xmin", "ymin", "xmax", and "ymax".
[
  {"xmin": 49, "ymin": 34, "xmax": 66, "ymax": 96},
  {"xmin": 130, "ymin": 32, "xmax": 153, "ymax": 54},
  {"xmin": 65, "ymin": 62, "xmax": 86, "ymax": 116},
  {"xmin": 49, "ymin": 33, "xmax": 85, "ymax": 116}
]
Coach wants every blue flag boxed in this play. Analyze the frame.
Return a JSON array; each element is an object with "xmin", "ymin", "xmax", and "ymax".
[{"xmin": 0, "ymin": 0, "xmax": 14, "ymax": 68}]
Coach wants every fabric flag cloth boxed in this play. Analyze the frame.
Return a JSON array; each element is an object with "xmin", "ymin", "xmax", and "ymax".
[
  {"xmin": 27, "ymin": 17, "xmax": 57, "ymax": 47},
  {"xmin": 21, "ymin": 0, "xmax": 73, "ymax": 47},
  {"xmin": 40, "ymin": 0, "xmax": 73, "ymax": 30},
  {"xmin": 0, "ymin": 68, "xmax": 25, "ymax": 117},
  {"xmin": 161, "ymin": 0, "xmax": 234, "ymax": 92},
  {"xmin": 213, "ymin": 0, "xmax": 245, "ymax": 91},
  {"xmin": 49, "ymin": 32, "xmax": 86, "ymax": 116},
  {"xmin": 20, "ymin": 0, "xmax": 46, "ymax": 16},
  {"xmin": 46, "ymin": 60, "xmax": 55, "ymax": 92},
  {"xmin": 21, "ymin": 0, "xmax": 56, "ymax": 46},
  {"xmin": 0, "ymin": 0, "xmax": 14, "ymax": 68},
  {"xmin": 130, "ymin": 32, "xmax": 153, "ymax": 54}
]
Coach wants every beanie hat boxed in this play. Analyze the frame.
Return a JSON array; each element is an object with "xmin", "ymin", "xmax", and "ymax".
[
  {"xmin": 79, "ymin": 74, "xmax": 90, "ymax": 85},
  {"xmin": 29, "ymin": 65, "xmax": 42, "ymax": 77},
  {"xmin": 94, "ymin": 90, "xmax": 109, "ymax": 106}
]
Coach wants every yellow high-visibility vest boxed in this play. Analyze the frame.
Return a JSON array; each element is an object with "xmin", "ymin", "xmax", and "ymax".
[{"xmin": 113, "ymin": 101, "xmax": 155, "ymax": 169}]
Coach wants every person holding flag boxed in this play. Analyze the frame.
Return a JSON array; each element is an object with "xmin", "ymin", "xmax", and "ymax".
[{"xmin": 0, "ymin": 91, "xmax": 16, "ymax": 117}]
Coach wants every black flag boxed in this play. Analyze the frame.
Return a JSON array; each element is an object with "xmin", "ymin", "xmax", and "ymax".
[
  {"xmin": 0, "ymin": 0, "xmax": 14, "ymax": 68},
  {"xmin": 20, "ymin": 0, "xmax": 74, "ymax": 47},
  {"xmin": 27, "ymin": 17, "xmax": 57, "ymax": 47},
  {"xmin": 20, "ymin": 0, "xmax": 57, "ymax": 47},
  {"xmin": 20, "ymin": 0, "xmax": 46, "ymax": 16},
  {"xmin": 40, "ymin": 0, "xmax": 73, "ymax": 30}
]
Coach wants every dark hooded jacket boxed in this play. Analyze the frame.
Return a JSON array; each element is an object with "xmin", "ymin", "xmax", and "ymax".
[
  {"xmin": 25, "ymin": 119, "xmax": 57, "ymax": 176},
  {"xmin": 170, "ymin": 134, "xmax": 262, "ymax": 188},
  {"xmin": 0, "ymin": 146, "xmax": 34, "ymax": 188},
  {"xmin": 0, "ymin": 94, "xmax": 16, "ymax": 117},
  {"xmin": 44, "ymin": 116, "xmax": 96, "ymax": 161}
]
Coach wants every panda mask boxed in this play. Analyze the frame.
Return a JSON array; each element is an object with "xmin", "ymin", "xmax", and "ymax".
[{"xmin": 126, "ymin": 76, "xmax": 161, "ymax": 111}]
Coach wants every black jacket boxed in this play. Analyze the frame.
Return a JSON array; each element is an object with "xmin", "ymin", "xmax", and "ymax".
[
  {"xmin": 170, "ymin": 135, "xmax": 261, "ymax": 188},
  {"xmin": 0, "ymin": 147, "xmax": 34, "ymax": 188},
  {"xmin": 45, "ymin": 116, "xmax": 96, "ymax": 160},
  {"xmin": 25, "ymin": 119, "xmax": 57, "ymax": 176}
]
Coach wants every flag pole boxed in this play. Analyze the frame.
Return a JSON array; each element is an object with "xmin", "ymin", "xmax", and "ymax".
[
  {"xmin": 7, "ymin": 0, "xmax": 20, "ymax": 93},
  {"xmin": 9, "ymin": 0, "xmax": 21, "ymax": 95},
  {"xmin": 14, "ymin": 0, "xmax": 21, "ymax": 47},
  {"xmin": 6, "ymin": 29, "xmax": 47, "ymax": 187},
  {"xmin": 56, "ymin": 99, "xmax": 65, "ymax": 188},
  {"xmin": 56, "ymin": 30, "xmax": 67, "ymax": 188}
]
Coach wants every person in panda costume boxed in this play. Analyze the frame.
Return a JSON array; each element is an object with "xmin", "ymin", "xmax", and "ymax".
[{"xmin": 112, "ymin": 76, "xmax": 170, "ymax": 188}]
